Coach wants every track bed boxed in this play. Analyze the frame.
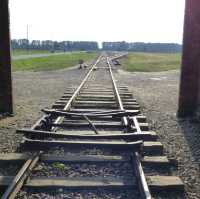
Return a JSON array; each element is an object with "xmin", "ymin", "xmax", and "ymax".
[{"xmin": 0, "ymin": 53, "xmax": 184, "ymax": 199}]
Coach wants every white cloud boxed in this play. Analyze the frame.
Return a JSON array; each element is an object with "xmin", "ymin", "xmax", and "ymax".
[{"xmin": 9, "ymin": 0, "xmax": 185, "ymax": 43}]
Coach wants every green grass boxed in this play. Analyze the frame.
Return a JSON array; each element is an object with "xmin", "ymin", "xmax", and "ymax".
[
  {"xmin": 122, "ymin": 52, "xmax": 181, "ymax": 72},
  {"xmin": 12, "ymin": 52, "xmax": 98, "ymax": 71},
  {"xmin": 12, "ymin": 49, "xmax": 50, "ymax": 56}
]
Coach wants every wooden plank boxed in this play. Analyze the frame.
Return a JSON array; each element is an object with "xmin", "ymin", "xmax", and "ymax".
[
  {"xmin": 137, "ymin": 123, "xmax": 149, "ymax": 131},
  {"xmin": 52, "ymin": 104, "xmax": 65, "ymax": 109},
  {"xmin": 53, "ymin": 121, "xmax": 147, "ymax": 131},
  {"xmin": 43, "ymin": 108, "xmax": 140, "ymax": 117},
  {"xmin": 81, "ymin": 89, "xmax": 116, "ymax": 92},
  {"xmin": 0, "ymin": 176, "xmax": 184, "ymax": 191},
  {"xmin": 52, "ymin": 122, "xmax": 125, "ymax": 129},
  {"xmin": 72, "ymin": 104, "xmax": 140, "ymax": 110},
  {"xmin": 0, "ymin": 176, "xmax": 13, "ymax": 187},
  {"xmin": 62, "ymin": 94, "xmax": 132, "ymax": 100},
  {"xmin": 72, "ymin": 101, "xmax": 139, "ymax": 105},
  {"xmin": 76, "ymin": 96, "xmax": 134, "ymax": 100},
  {"xmin": 42, "ymin": 155, "xmax": 128, "ymax": 163},
  {"xmin": 136, "ymin": 116, "xmax": 146, "ymax": 123},
  {"xmin": 64, "ymin": 92, "xmax": 114, "ymax": 95},
  {"xmin": 17, "ymin": 129, "xmax": 157, "ymax": 141},
  {"xmin": 83, "ymin": 87, "xmax": 127, "ymax": 90},
  {"xmin": 23, "ymin": 137, "xmax": 143, "ymax": 150},
  {"xmin": 60, "ymin": 121, "xmax": 122, "ymax": 125},
  {"xmin": 73, "ymin": 98, "xmax": 137, "ymax": 103},
  {"xmin": 63, "ymin": 94, "xmax": 114, "ymax": 99},
  {"xmin": 143, "ymin": 142, "xmax": 163, "ymax": 155},
  {"xmin": 54, "ymin": 101, "xmax": 141, "ymax": 107},
  {"xmin": 27, "ymin": 177, "xmax": 134, "ymax": 189},
  {"xmin": 0, "ymin": 176, "xmax": 136, "ymax": 190},
  {"xmin": 59, "ymin": 114, "xmax": 145, "ymax": 122},
  {"xmin": 81, "ymin": 90, "xmax": 114, "ymax": 93},
  {"xmin": 64, "ymin": 92, "xmax": 133, "ymax": 97},
  {"xmin": 142, "ymin": 156, "xmax": 170, "ymax": 166},
  {"xmin": 0, "ymin": 153, "xmax": 128, "ymax": 163},
  {"xmin": 64, "ymin": 117, "xmax": 121, "ymax": 122},
  {"xmin": 22, "ymin": 138, "xmax": 162, "ymax": 154},
  {"xmin": 68, "ymin": 105, "xmax": 140, "ymax": 110},
  {"xmin": 0, "ymin": 153, "xmax": 28, "ymax": 162},
  {"xmin": 147, "ymin": 176, "xmax": 184, "ymax": 191}
]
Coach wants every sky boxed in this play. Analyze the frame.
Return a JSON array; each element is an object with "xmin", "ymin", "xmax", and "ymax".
[{"xmin": 9, "ymin": 0, "xmax": 185, "ymax": 45}]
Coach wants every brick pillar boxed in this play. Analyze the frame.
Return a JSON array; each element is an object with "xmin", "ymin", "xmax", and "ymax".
[
  {"xmin": 0, "ymin": 0, "xmax": 13, "ymax": 114},
  {"xmin": 178, "ymin": 0, "xmax": 200, "ymax": 117}
]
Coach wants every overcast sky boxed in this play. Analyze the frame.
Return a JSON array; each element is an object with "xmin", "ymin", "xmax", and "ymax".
[{"xmin": 9, "ymin": 0, "xmax": 185, "ymax": 44}]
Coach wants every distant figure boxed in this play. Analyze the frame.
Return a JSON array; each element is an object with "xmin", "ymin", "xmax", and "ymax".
[
  {"xmin": 79, "ymin": 59, "xmax": 84, "ymax": 69},
  {"xmin": 84, "ymin": 64, "xmax": 88, "ymax": 69}
]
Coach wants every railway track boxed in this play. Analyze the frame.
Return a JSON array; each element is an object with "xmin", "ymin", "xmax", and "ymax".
[{"xmin": 0, "ymin": 53, "xmax": 184, "ymax": 199}]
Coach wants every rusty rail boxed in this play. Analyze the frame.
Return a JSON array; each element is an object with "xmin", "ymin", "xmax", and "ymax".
[{"xmin": 107, "ymin": 57, "xmax": 151, "ymax": 199}]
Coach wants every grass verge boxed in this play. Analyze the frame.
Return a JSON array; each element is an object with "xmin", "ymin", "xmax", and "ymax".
[
  {"xmin": 122, "ymin": 52, "xmax": 181, "ymax": 72},
  {"xmin": 12, "ymin": 52, "xmax": 98, "ymax": 71},
  {"xmin": 12, "ymin": 49, "xmax": 50, "ymax": 56}
]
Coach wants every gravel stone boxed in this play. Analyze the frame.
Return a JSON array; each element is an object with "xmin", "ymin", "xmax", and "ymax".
[
  {"xmin": 1, "ymin": 58, "xmax": 199, "ymax": 198},
  {"xmin": 16, "ymin": 189, "xmax": 140, "ymax": 199},
  {"xmin": 31, "ymin": 162, "xmax": 134, "ymax": 178},
  {"xmin": 116, "ymin": 68, "xmax": 200, "ymax": 199},
  {"xmin": 0, "ymin": 65, "xmax": 89, "ymax": 153}
]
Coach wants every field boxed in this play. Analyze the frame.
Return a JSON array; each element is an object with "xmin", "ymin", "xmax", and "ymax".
[
  {"xmin": 122, "ymin": 52, "xmax": 181, "ymax": 72},
  {"xmin": 12, "ymin": 49, "xmax": 50, "ymax": 56},
  {"xmin": 12, "ymin": 52, "xmax": 98, "ymax": 71}
]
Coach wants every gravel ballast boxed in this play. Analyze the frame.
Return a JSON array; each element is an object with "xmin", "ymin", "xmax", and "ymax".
[
  {"xmin": 116, "ymin": 68, "xmax": 200, "ymax": 199},
  {"xmin": 16, "ymin": 189, "xmax": 140, "ymax": 199},
  {"xmin": 0, "ymin": 65, "xmax": 88, "ymax": 153},
  {"xmin": 31, "ymin": 162, "xmax": 134, "ymax": 178},
  {"xmin": 0, "ymin": 59, "xmax": 200, "ymax": 198}
]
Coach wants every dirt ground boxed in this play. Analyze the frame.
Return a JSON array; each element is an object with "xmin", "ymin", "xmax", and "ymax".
[
  {"xmin": 0, "ymin": 62, "xmax": 200, "ymax": 198},
  {"xmin": 116, "ymin": 69, "xmax": 200, "ymax": 199},
  {"xmin": 0, "ymin": 64, "xmax": 88, "ymax": 153}
]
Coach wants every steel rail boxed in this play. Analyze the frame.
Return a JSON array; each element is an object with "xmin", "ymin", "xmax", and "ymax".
[
  {"xmin": 31, "ymin": 54, "xmax": 124, "ymax": 130},
  {"xmin": 106, "ymin": 57, "xmax": 128, "ymax": 127},
  {"xmin": 7, "ymin": 54, "xmax": 150, "ymax": 199},
  {"xmin": 52, "ymin": 55, "xmax": 102, "ymax": 130},
  {"xmin": 82, "ymin": 115, "xmax": 99, "ymax": 134},
  {"xmin": 5, "ymin": 56, "xmax": 102, "ymax": 197},
  {"xmin": 106, "ymin": 57, "xmax": 151, "ymax": 199},
  {"xmin": 131, "ymin": 116, "xmax": 151, "ymax": 199},
  {"xmin": 1, "ymin": 153, "xmax": 41, "ymax": 199},
  {"xmin": 42, "ymin": 109, "xmax": 139, "ymax": 117}
]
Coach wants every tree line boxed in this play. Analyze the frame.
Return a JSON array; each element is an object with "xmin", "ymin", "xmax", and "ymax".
[
  {"xmin": 11, "ymin": 39, "xmax": 99, "ymax": 52},
  {"xmin": 102, "ymin": 41, "xmax": 182, "ymax": 53},
  {"xmin": 11, "ymin": 39, "xmax": 182, "ymax": 53}
]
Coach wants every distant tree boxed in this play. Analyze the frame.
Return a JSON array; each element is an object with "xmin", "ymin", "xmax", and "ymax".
[
  {"xmin": 31, "ymin": 40, "xmax": 41, "ymax": 49},
  {"xmin": 11, "ymin": 39, "xmax": 19, "ymax": 49},
  {"xmin": 102, "ymin": 41, "xmax": 182, "ymax": 53},
  {"xmin": 41, "ymin": 40, "xmax": 54, "ymax": 50}
]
